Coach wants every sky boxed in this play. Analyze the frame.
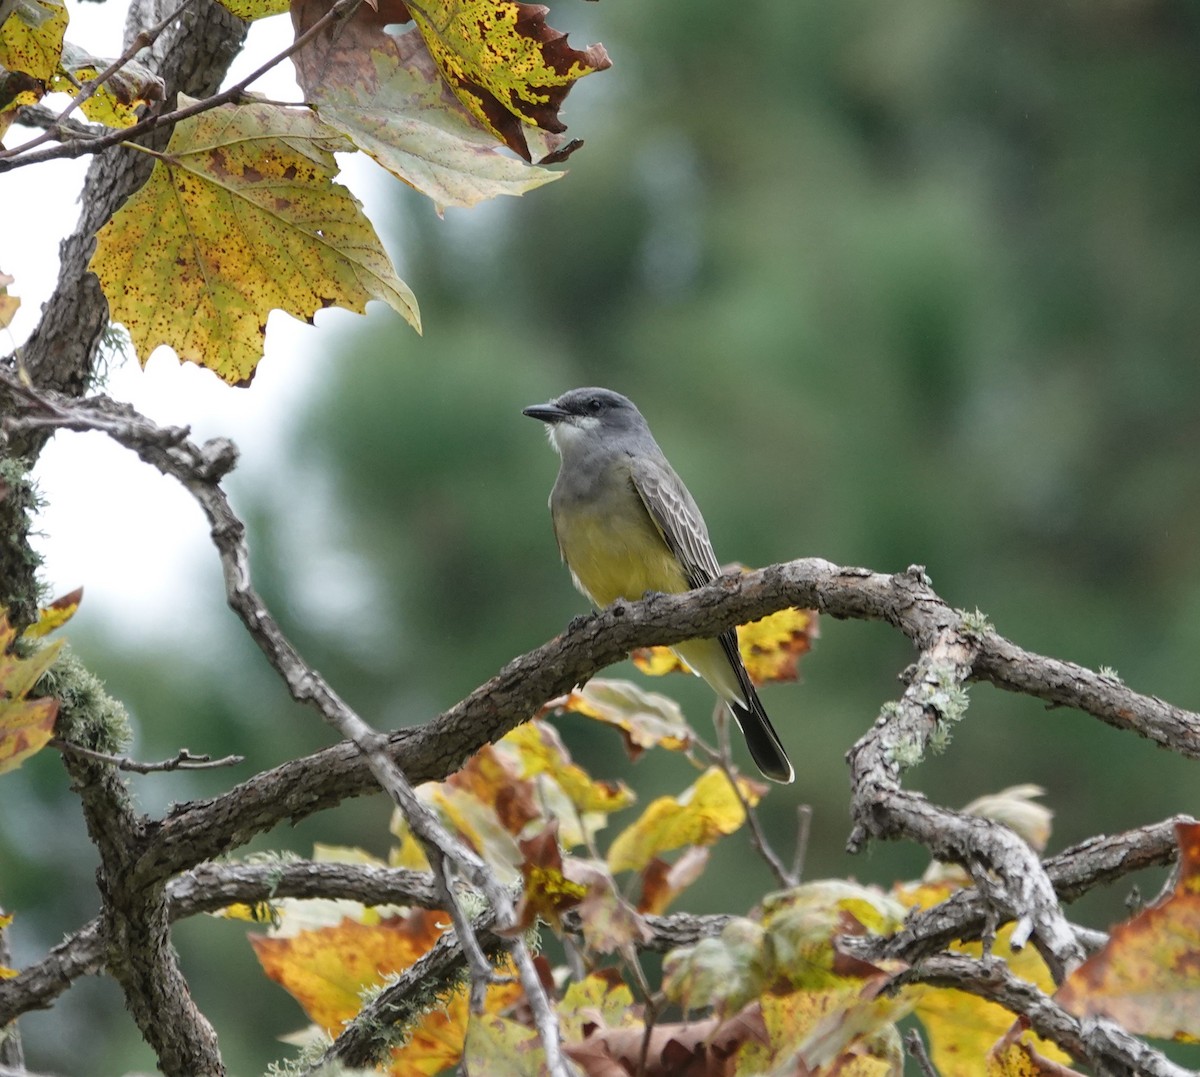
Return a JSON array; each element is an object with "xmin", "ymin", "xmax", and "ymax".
[{"xmin": 5, "ymin": 4, "xmax": 395, "ymax": 640}]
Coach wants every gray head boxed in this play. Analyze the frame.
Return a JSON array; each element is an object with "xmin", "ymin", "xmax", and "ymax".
[{"xmin": 522, "ymin": 387, "xmax": 651, "ymax": 458}]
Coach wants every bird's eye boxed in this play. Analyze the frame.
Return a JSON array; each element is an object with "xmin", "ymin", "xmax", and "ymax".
[{"xmin": 587, "ymin": 397, "xmax": 603, "ymax": 413}]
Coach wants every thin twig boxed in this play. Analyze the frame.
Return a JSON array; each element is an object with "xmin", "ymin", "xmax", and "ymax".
[
  {"xmin": 791, "ymin": 803, "xmax": 813, "ymax": 883},
  {"xmin": 904, "ymin": 1028, "xmax": 941, "ymax": 1077},
  {"xmin": 53, "ymin": 739, "xmax": 243, "ymax": 773},
  {"xmin": 0, "ymin": 0, "xmax": 190, "ymax": 161},
  {"xmin": 0, "ymin": 0, "xmax": 364, "ymax": 173},
  {"xmin": 710, "ymin": 701, "xmax": 796, "ymax": 888}
]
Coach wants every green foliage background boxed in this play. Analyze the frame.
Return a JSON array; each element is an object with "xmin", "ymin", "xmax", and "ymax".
[{"xmin": 7, "ymin": 0, "xmax": 1200, "ymax": 1072}]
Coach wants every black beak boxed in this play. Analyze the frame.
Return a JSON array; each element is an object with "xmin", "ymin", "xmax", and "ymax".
[{"xmin": 522, "ymin": 401, "xmax": 570, "ymax": 424}]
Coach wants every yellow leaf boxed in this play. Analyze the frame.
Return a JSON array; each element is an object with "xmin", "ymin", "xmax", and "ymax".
[
  {"xmin": 463, "ymin": 1014, "xmax": 544, "ymax": 1077},
  {"xmin": 0, "ymin": 269, "xmax": 19, "ymax": 329},
  {"xmin": 737, "ymin": 604, "xmax": 820, "ymax": 685},
  {"xmin": 987, "ymin": 1030, "xmax": 1086, "ymax": 1077},
  {"xmin": 632, "ymin": 591, "xmax": 819, "ymax": 687},
  {"xmin": 1056, "ymin": 820, "xmax": 1200, "ymax": 1042},
  {"xmin": 558, "ymin": 972, "xmax": 636, "ymax": 1043},
  {"xmin": 213, "ymin": 901, "xmax": 277, "ymax": 923},
  {"xmin": 897, "ymin": 880, "xmax": 1072, "ymax": 1074},
  {"xmin": 49, "ymin": 43, "xmax": 163, "ymax": 128},
  {"xmin": 556, "ymin": 678, "xmax": 693, "ymax": 760},
  {"xmin": 90, "ymin": 99, "xmax": 419, "ymax": 386},
  {"xmin": 0, "ymin": 613, "xmax": 62, "ymax": 775},
  {"xmin": 501, "ymin": 719, "xmax": 635, "ymax": 816},
  {"xmin": 607, "ymin": 768, "xmax": 764, "ymax": 874},
  {"xmin": 217, "ymin": 0, "xmax": 288, "ymax": 18},
  {"xmin": 404, "ymin": 0, "xmax": 610, "ymax": 160},
  {"xmin": 0, "ymin": 0, "xmax": 67, "ymax": 82},
  {"xmin": 22, "ymin": 587, "xmax": 81, "ymax": 640}
]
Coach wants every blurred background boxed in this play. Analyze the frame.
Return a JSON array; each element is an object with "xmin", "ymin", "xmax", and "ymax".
[{"xmin": 5, "ymin": 0, "xmax": 1200, "ymax": 1071}]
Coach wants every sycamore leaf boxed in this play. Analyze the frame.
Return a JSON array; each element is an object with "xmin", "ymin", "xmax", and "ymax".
[
  {"xmin": 507, "ymin": 822, "xmax": 589, "ymax": 933},
  {"xmin": 1056, "ymin": 820, "xmax": 1200, "ymax": 1042},
  {"xmin": 633, "ymin": 592, "xmax": 819, "ymax": 687},
  {"xmin": 897, "ymin": 880, "xmax": 1072, "ymax": 1074},
  {"xmin": 637, "ymin": 846, "xmax": 710, "ymax": 915},
  {"xmin": 0, "ymin": 0, "xmax": 66, "ymax": 82},
  {"xmin": 0, "ymin": 63, "xmax": 43, "ymax": 142},
  {"xmin": 663, "ymin": 917, "xmax": 767, "ymax": 1014},
  {"xmin": 736, "ymin": 991, "xmax": 904, "ymax": 1077},
  {"xmin": 464, "ymin": 1014, "xmax": 545, "ymax": 1077},
  {"xmin": 759, "ymin": 882, "xmax": 906, "ymax": 992},
  {"xmin": 501, "ymin": 719, "xmax": 635, "ymax": 817},
  {"xmin": 566, "ymin": 1006, "xmax": 769, "ymax": 1077},
  {"xmin": 0, "ymin": 268, "xmax": 18, "ymax": 329},
  {"xmin": 987, "ymin": 1027, "xmax": 1086, "ymax": 1077},
  {"xmin": 50, "ymin": 42, "xmax": 163, "ymax": 128},
  {"xmin": 22, "ymin": 587, "xmax": 82, "ymax": 640},
  {"xmin": 251, "ymin": 908, "xmax": 523, "ymax": 1075},
  {"xmin": 90, "ymin": 98, "xmax": 419, "ymax": 386},
  {"xmin": 404, "ymin": 0, "xmax": 611, "ymax": 161},
  {"xmin": 218, "ymin": 0, "xmax": 289, "ymax": 19},
  {"xmin": 291, "ymin": 0, "xmax": 561, "ymax": 213},
  {"xmin": 607, "ymin": 767, "xmax": 764, "ymax": 874},
  {"xmin": 555, "ymin": 678, "xmax": 694, "ymax": 761},
  {"xmin": 0, "ymin": 613, "xmax": 62, "ymax": 775},
  {"xmin": 558, "ymin": 971, "xmax": 637, "ymax": 1043}
]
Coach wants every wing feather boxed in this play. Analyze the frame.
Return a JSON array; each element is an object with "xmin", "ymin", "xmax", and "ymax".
[{"xmin": 628, "ymin": 455, "xmax": 721, "ymax": 588}]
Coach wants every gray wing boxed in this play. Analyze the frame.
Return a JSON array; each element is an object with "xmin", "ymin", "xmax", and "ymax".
[{"xmin": 629, "ymin": 453, "xmax": 721, "ymax": 588}]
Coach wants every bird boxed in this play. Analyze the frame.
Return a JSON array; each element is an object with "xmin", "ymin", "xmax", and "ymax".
[{"xmin": 522, "ymin": 387, "xmax": 794, "ymax": 784}]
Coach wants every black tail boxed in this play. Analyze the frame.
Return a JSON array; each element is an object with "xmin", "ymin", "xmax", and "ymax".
[
  {"xmin": 729, "ymin": 692, "xmax": 794, "ymax": 784},
  {"xmin": 714, "ymin": 629, "xmax": 794, "ymax": 783}
]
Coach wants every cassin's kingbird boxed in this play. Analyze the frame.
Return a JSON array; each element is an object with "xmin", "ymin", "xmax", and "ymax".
[{"xmin": 523, "ymin": 387, "xmax": 794, "ymax": 784}]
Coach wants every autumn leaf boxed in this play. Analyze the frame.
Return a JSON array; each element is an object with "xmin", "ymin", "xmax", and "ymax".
[
  {"xmin": 607, "ymin": 768, "xmax": 764, "ymax": 874},
  {"xmin": 897, "ymin": 880, "xmax": 1072, "ymax": 1074},
  {"xmin": 558, "ymin": 971, "xmax": 637, "ymax": 1043},
  {"xmin": 22, "ymin": 587, "xmax": 82, "ymax": 640},
  {"xmin": 987, "ymin": 1027, "xmax": 1086, "ymax": 1077},
  {"xmin": 632, "ymin": 592, "xmax": 819, "ymax": 687},
  {"xmin": 638, "ymin": 846, "xmax": 710, "ymax": 915},
  {"xmin": 1056, "ymin": 820, "xmax": 1200, "ymax": 1042},
  {"xmin": 292, "ymin": 0, "xmax": 562, "ymax": 213},
  {"xmin": 508, "ymin": 822, "xmax": 589, "ymax": 933},
  {"xmin": 463, "ymin": 1013, "xmax": 545, "ymax": 1076},
  {"xmin": 90, "ymin": 98, "xmax": 419, "ymax": 385},
  {"xmin": 0, "ymin": 0, "xmax": 67, "ymax": 82},
  {"xmin": 252, "ymin": 908, "xmax": 522, "ymax": 1074},
  {"xmin": 49, "ymin": 42, "xmax": 163, "ymax": 128},
  {"xmin": 555, "ymin": 678, "xmax": 694, "ymax": 761},
  {"xmin": 663, "ymin": 917, "xmax": 767, "ymax": 1014},
  {"xmin": 0, "ymin": 268, "xmax": 18, "ymax": 329},
  {"xmin": 0, "ymin": 612, "xmax": 62, "ymax": 775},
  {"xmin": 217, "ymin": 0, "xmax": 289, "ymax": 19},
  {"xmin": 501, "ymin": 719, "xmax": 635, "ymax": 817},
  {"xmin": 403, "ymin": 0, "xmax": 611, "ymax": 161}
]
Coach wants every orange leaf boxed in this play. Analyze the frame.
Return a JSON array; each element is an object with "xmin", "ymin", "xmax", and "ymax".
[
  {"xmin": 251, "ymin": 909, "xmax": 447, "ymax": 1032},
  {"xmin": 1056, "ymin": 820, "xmax": 1200, "ymax": 1042},
  {"xmin": 0, "ymin": 612, "xmax": 63, "ymax": 775}
]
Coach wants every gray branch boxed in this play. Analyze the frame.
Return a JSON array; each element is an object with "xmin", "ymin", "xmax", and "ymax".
[{"xmin": 3, "ymin": 384, "xmax": 1199, "ymax": 1071}]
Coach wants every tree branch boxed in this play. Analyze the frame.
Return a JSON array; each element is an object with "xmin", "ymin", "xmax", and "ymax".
[{"xmin": 893, "ymin": 953, "xmax": 1192, "ymax": 1077}]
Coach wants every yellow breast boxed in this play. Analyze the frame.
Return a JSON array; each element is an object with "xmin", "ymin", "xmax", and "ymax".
[{"xmin": 553, "ymin": 502, "xmax": 690, "ymax": 607}]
